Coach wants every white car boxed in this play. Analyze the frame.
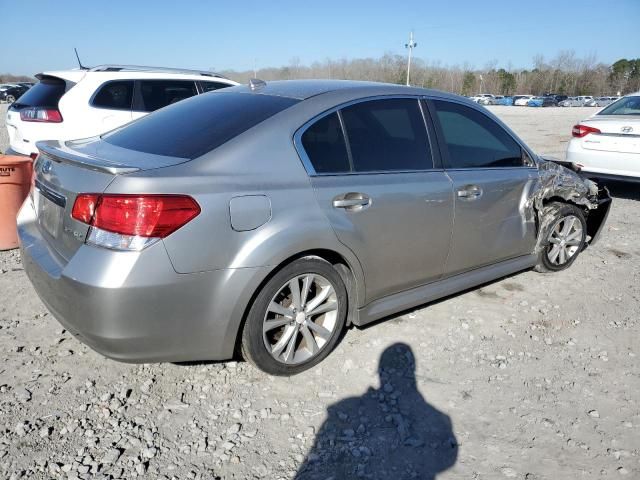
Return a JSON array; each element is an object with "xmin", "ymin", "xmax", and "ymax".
[
  {"xmin": 513, "ymin": 95, "xmax": 535, "ymax": 106},
  {"xmin": 566, "ymin": 92, "xmax": 640, "ymax": 182},
  {"xmin": 469, "ymin": 93, "xmax": 495, "ymax": 105},
  {"xmin": 5, "ymin": 65, "xmax": 238, "ymax": 156}
]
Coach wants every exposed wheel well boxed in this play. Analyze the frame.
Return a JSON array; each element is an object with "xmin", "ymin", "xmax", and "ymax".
[{"xmin": 233, "ymin": 249, "xmax": 359, "ymax": 359}]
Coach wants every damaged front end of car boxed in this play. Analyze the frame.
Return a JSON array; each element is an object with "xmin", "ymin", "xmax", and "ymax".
[{"xmin": 531, "ymin": 157, "xmax": 612, "ymax": 252}]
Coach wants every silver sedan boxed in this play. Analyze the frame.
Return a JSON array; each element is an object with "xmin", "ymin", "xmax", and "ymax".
[{"xmin": 19, "ymin": 80, "xmax": 612, "ymax": 375}]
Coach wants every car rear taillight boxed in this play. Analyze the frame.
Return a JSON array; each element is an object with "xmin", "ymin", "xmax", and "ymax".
[
  {"xmin": 72, "ymin": 194, "xmax": 200, "ymax": 251},
  {"xmin": 572, "ymin": 124, "xmax": 601, "ymax": 138},
  {"xmin": 20, "ymin": 107, "xmax": 63, "ymax": 123}
]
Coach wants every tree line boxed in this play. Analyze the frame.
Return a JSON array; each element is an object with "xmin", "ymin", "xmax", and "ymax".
[
  {"xmin": 220, "ymin": 51, "xmax": 640, "ymax": 97},
  {"xmin": 4, "ymin": 51, "xmax": 639, "ymax": 97}
]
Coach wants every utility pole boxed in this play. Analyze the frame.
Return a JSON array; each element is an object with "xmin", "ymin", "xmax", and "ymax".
[{"xmin": 405, "ymin": 31, "xmax": 417, "ymax": 86}]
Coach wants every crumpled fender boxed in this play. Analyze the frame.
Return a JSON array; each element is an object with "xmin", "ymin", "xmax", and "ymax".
[{"xmin": 531, "ymin": 157, "xmax": 609, "ymax": 252}]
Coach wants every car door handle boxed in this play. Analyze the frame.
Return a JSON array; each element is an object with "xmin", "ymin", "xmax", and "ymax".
[
  {"xmin": 332, "ymin": 193, "xmax": 371, "ymax": 211},
  {"xmin": 457, "ymin": 185, "xmax": 483, "ymax": 200}
]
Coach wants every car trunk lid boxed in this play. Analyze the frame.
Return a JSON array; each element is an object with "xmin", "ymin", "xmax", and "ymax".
[
  {"xmin": 579, "ymin": 116, "xmax": 640, "ymax": 154},
  {"xmin": 33, "ymin": 140, "xmax": 185, "ymax": 261}
]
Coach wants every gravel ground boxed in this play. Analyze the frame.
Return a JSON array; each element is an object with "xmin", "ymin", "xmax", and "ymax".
[{"xmin": 1, "ymin": 103, "xmax": 639, "ymax": 479}]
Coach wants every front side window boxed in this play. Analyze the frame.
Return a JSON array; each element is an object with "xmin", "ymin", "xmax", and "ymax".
[
  {"xmin": 340, "ymin": 98, "xmax": 432, "ymax": 172},
  {"xmin": 92, "ymin": 81, "xmax": 134, "ymax": 110},
  {"xmin": 432, "ymin": 100, "xmax": 524, "ymax": 168},
  {"xmin": 301, "ymin": 112, "xmax": 350, "ymax": 174},
  {"xmin": 138, "ymin": 80, "xmax": 198, "ymax": 112}
]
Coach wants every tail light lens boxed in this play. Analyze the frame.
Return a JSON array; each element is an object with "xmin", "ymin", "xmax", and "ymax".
[
  {"xmin": 20, "ymin": 107, "xmax": 63, "ymax": 123},
  {"xmin": 72, "ymin": 194, "xmax": 200, "ymax": 251},
  {"xmin": 572, "ymin": 124, "xmax": 601, "ymax": 138}
]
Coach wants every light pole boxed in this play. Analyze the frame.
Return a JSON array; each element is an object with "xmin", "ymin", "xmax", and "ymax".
[{"xmin": 405, "ymin": 31, "xmax": 417, "ymax": 86}]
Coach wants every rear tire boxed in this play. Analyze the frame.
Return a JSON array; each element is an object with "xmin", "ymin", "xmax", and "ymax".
[
  {"xmin": 5, "ymin": 95, "xmax": 15, "ymax": 103},
  {"xmin": 535, "ymin": 202, "xmax": 587, "ymax": 273},
  {"xmin": 241, "ymin": 258, "xmax": 348, "ymax": 376}
]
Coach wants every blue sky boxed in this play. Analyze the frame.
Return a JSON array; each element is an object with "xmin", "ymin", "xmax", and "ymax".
[{"xmin": 3, "ymin": 0, "xmax": 639, "ymax": 75}]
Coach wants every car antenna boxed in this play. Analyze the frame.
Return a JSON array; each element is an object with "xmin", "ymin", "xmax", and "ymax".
[{"xmin": 74, "ymin": 48, "xmax": 89, "ymax": 70}]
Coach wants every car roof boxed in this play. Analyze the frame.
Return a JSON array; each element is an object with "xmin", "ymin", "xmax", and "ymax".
[{"xmin": 220, "ymin": 79, "xmax": 461, "ymax": 101}]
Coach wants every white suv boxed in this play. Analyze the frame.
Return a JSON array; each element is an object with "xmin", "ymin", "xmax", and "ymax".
[{"xmin": 5, "ymin": 65, "xmax": 238, "ymax": 156}]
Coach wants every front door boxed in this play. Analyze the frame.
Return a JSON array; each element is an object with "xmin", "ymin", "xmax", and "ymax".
[{"xmin": 428, "ymin": 99, "xmax": 538, "ymax": 276}]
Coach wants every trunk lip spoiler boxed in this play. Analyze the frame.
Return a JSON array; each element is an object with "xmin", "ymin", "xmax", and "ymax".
[{"xmin": 36, "ymin": 141, "xmax": 140, "ymax": 175}]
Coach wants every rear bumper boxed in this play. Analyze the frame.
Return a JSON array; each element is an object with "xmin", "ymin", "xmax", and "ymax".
[{"xmin": 18, "ymin": 200, "xmax": 268, "ymax": 363}]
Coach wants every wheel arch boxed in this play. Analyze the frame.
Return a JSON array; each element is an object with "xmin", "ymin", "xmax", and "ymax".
[{"xmin": 231, "ymin": 248, "xmax": 364, "ymax": 358}]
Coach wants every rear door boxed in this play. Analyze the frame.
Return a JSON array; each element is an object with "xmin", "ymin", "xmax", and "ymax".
[
  {"xmin": 298, "ymin": 97, "xmax": 454, "ymax": 304},
  {"xmin": 428, "ymin": 99, "xmax": 538, "ymax": 276}
]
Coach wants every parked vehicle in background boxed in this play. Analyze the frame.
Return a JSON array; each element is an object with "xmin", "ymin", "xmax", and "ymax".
[
  {"xmin": 469, "ymin": 93, "xmax": 495, "ymax": 105},
  {"xmin": 499, "ymin": 96, "xmax": 514, "ymax": 106},
  {"xmin": 559, "ymin": 97, "xmax": 582, "ymax": 107},
  {"xmin": 585, "ymin": 96, "xmax": 619, "ymax": 107},
  {"xmin": 0, "ymin": 84, "xmax": 29, "ymax": 103},
  {"xmin": 4, "ymin": 65, "xmax": 238, "ymax": 156},
  {"xmin": 514, "ymin": 95, "xmax": 535, "ymax": 106},
  {"xmin": 578, "ymin": 96, "xmax": 594, "ymax": 105},
  {"xmin": 567, "ymin": 93, "xmax": 640, "ymax": 182},
  {"xmin": 543, "ymin": 93, "xmax": 568, "ymax": 105},
  {"xmin": 18, "ymin": 80, "xmax": 611, "ymax": 375},
  {"xmin": 528, "ymin": 96, "xmax": 556, "ymax": 107}
]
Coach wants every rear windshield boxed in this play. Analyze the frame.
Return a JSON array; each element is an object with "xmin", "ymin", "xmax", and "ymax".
[
  {"xmin": 14, "ymin": 77, "xmax": 66, "ymax": 107},
  {"xmin": 103, "ymin": 92, "xmax": 299, "ymax": 159},
  {"xmin": 598, "ymin": 96, "xmax": 640, "ymax": 116}
]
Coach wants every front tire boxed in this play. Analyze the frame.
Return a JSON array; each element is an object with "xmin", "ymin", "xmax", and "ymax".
[
  {"xmin": 5, "ymin": 95, "xmax": 15, "ymax": 103},
  {"xmin": 241, "ymin": 258, "xmax": 348, "ymax": 375},
  {"xmin": 535, "ymin": 202, "xmax": 587, "ymax": 273}
]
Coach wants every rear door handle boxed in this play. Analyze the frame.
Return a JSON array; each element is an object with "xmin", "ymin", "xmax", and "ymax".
[
  {"xmin": 457, "ymin": 185, "xmax": 483, "ymax": 201},
  {"xmin": 332, "ymin": 192, "xmax": 371, "ymax": 211}
]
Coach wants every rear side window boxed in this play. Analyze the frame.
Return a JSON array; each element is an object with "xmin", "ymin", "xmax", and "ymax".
[
  {"xmin": 199, "ymin": 81, "xmax": 231, "ymax": 93},
  {"xmin": 103, "ymin": 92, "xmax": 299, "ymax": 159},
  {"xmin": 301, "ymin": 112, "xmax": 351, "ymax": 174},
  {"xmin": 13, "ymin": 77, "xmax": 65, "ymax": 107},
  {"xmin": 340, "ymin": 98, "xmax": 432, "ymax": 172},
  {"xmin": 432, "ymin": 100, "xmax": 523, "ymax": 168},
  {"xmin": 138, "ymin": 80, "xmax": 197, "ymax": 112},
  {"xmin": 92, "ymin": 81, "xmax": 134, "ymax": 110}
]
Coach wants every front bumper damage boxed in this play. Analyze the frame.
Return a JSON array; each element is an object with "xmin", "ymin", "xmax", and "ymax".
[{"xmin": 532, "ymin": 157, "xmax": 612, "ymax": 252}]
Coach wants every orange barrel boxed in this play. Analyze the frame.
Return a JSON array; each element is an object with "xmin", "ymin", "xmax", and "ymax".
[{"xmin": 0, "ymin": 155, "xmax": 33, "ymax": 250}]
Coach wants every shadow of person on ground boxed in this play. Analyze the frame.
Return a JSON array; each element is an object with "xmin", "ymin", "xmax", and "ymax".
[{"xmin": 295, "ymin": 343, "xmax": 457, "ymax": 480}]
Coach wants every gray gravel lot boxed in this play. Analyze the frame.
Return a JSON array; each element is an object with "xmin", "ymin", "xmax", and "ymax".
[{"xmin": 0, "ymin": 103, "xmax": 639, "ymax": 479}]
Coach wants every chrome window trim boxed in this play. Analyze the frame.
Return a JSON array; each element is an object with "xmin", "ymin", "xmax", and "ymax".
[{"xmin": 293, "ymin": 95, "xmax": 437, "ymax": 177}]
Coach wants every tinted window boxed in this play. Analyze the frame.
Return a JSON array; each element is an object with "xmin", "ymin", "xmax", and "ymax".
[
  {"xmin": 13, "ymin": 77, "xmax": 65, "ymax": 107},
  {"xmin": 301, "ymin": 112, "xmax": 350, "ymax": 174},
  {"xmin": 139, "ymin": 80, "xmax": 197, "ymax": 112},
  {"xmin": 340, "ymin": 98, "xmax": 432, "ymax": 172},
  {"xmin": 92, "ymin": 81, "xmax": 134, "ymax": 110},
  {"xmin": 598, "ymin": 96, "xmax": 640, "ymax": 116},
  {"xmin": 432, "ymin": 100, "xmax": 523, "ymax": 168},
  {"xmin": 200, "ymin": 81, "xmax": 231, "ymax": 93},
  {"xmin": 103, "ymin": 92, "xmax": 298, "ymax": 159}
]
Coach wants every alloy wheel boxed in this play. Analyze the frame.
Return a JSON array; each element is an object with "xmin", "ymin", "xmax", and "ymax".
[
  {"xmin": 262, "ymin": 274, "xmax": 339, "ymax": 365},
  {"xmin": 546, "ymin": 215, "xmax": 583, "ymax": 266}
]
